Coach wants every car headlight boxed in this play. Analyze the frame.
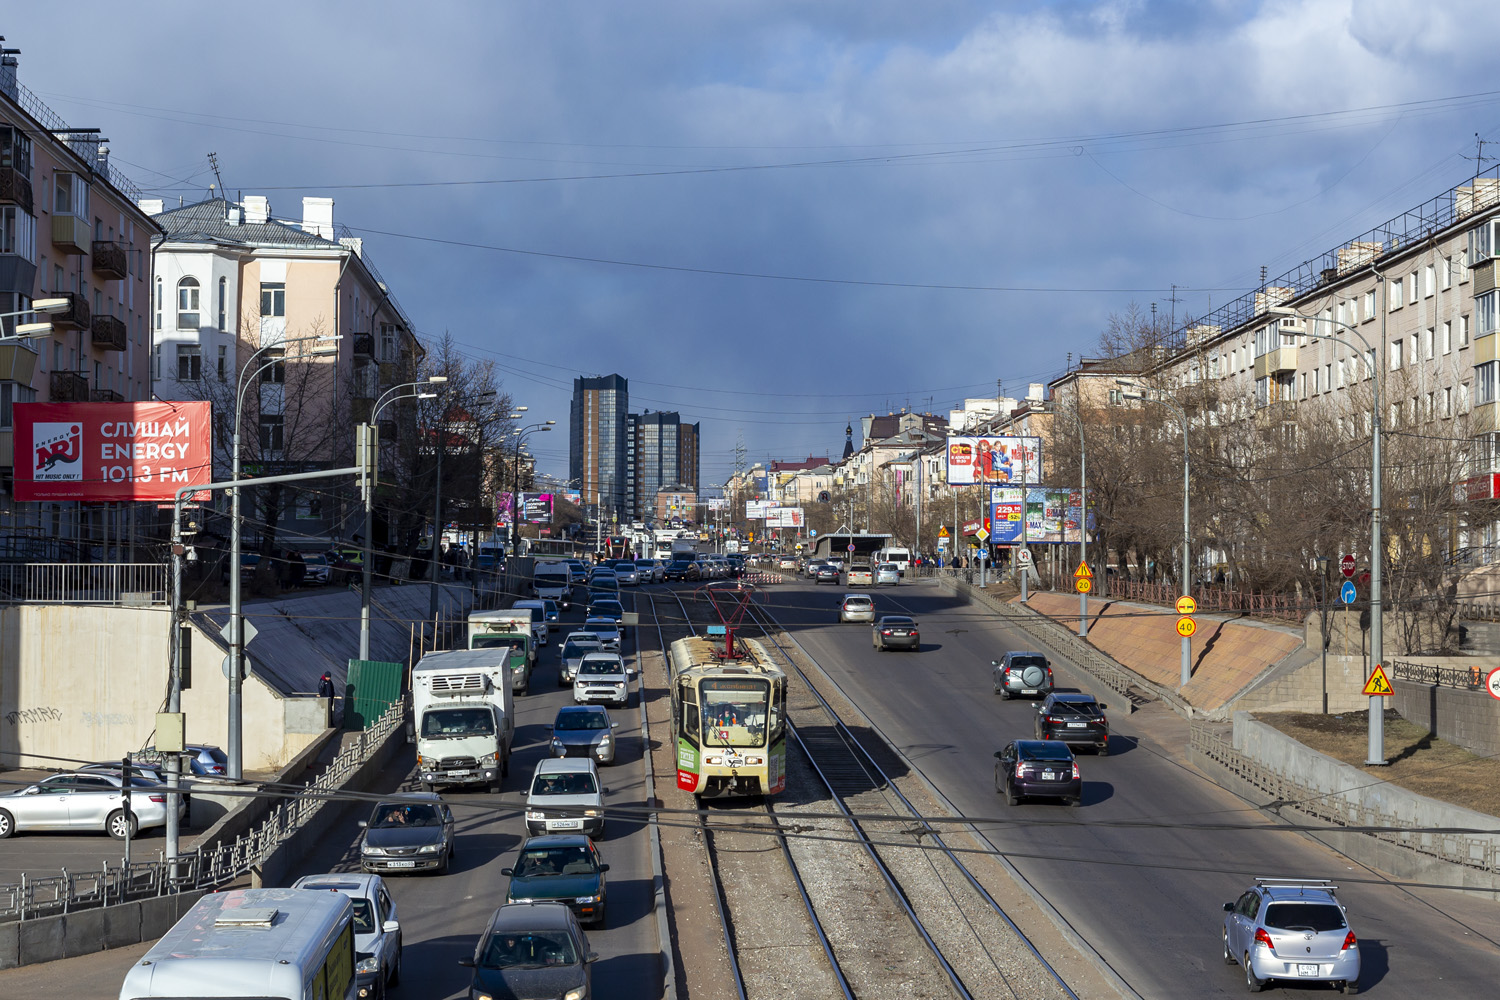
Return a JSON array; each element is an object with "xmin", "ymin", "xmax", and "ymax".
[
  {"xmin": 574, "ymin": 894, "xmax": 601, "ymax": 904},
  {"xmin": 473, "ymin": 991, "xmax": 494, "ymax": 1000},
  {"xmin": 363, "ymin": 846, "xmax": 387, "ymax": 856},
  {"xmin": 583, "ymin": 808, "xmax": 602, "ymax": 817},
  {"xmin": 525, "ymin": 809, "xmax": 545, "ymax": 821},
  {"xmin": 356, "ymin": 956, "xmax": 381, "ymax": 974},
  {"xmin": 551, "ymin": 738, "xmax": 566, "ymax": 754},
  {"xmin": 564, "ymin": 989, "xmax": 586, "ymax": 1000},
  {"xmin": 479, "ymin": 752, "xmax": 499, "ymax": 766},
  {"xmin": 417, "ymin": 843, "xmax": 441, "ymax": 854}
]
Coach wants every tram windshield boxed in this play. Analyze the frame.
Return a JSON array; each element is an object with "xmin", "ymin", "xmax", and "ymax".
[{"xmin": 699, "ymin": 677, "xmax": 771, "ymax": 748}]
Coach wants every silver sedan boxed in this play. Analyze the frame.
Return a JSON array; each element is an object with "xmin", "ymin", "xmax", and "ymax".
[{"xmin": 0, "ymin": 771, "xmax": 181, "ymax": 839}]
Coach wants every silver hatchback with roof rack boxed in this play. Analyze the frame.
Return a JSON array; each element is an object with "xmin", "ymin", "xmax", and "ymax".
[{"xmin": 1222, "ymin": 877, "xmax": 1360, "ymax": 994}]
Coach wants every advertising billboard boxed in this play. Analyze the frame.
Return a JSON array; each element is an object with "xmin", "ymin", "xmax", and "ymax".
[
  {"xmin": 746, "ymin": 500, "xmax": 781, "ymax": 519},
  {"xmin": 495, "ymin": 491, "xmax": 515, "ymax": 523},
  {"xmin": 989, "ymin": 487, "xmax": 1095, "ymax": 544},
  {"xmin": 520, "ymin": 492, "xmax": 554, "ymax": 524},
  {"xmin": 14, "ymin": 401, "xmax": 212, "ymax": 502},
  {"xmin": 946, "ymin": 436, "xmax": 1042, "ymax": 486},
  {"xmin": 765, "ymin": 506, "xmax": 804, "ymax": 528}
]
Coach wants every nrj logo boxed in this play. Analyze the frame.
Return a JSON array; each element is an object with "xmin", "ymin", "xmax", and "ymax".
[{"xmin": 33, "ymin": 422, "xmax": 82, "ymax": 481}]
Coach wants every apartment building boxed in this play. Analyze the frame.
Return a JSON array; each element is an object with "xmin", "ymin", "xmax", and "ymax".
[
  {"xmin": 0, "ymin": 47, "xmax": 159, "ymax": 557},
  {"xmin": 627, "ymin": 410, "xmax": 700, "ymax": 520},
  {"xmin": 146, "ymin": 194, "xmax": 420, "ymax": 542},
  {"xmin": 570, "ymin": 374, "xmax": 630, "ymax": 522}
]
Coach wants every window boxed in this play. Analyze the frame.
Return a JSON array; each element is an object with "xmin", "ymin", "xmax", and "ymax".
[
  {"xmin": 1422, "ymin": 328, "xmax": 1433, "ymax": 360},
  {"xmin": 1461, "ymin": 381, "xmax": 1472, "ymax": 413},
  {"xmin": 1389, "ymin": 277, "xmax": 1403, "ymax": 310},
  {"xmin": 259, "ymin": 350, "xmax": 285, "ymax": 384},
  {"xmin": 1479, "ymin": 362, "xmax": 1499, "ymax": 406},
  {"xmin": 176, "ymin": 277, "xmax": 200, "ymax": 329},
  {"xmin": 1424, "ymin": 264, "xmax": 1435, "ymax": 298},
  {"xmin": 1365, "ymin": 348, "xmax": 1375, "ymax": 379},
  {"xmin": 217, "ymin": 345, "xmax": 227, "ymax": 380},
  {"xmin": 379, "ymin": 322, "xmax": 398, "ymax": 361},
  {"xmin": 1312, "ymin": 367, "xmax": 1320, "ymax": 394},
  {"xmin": 1443, "ymin": 256, "xmax": 1453, "ymax": 290},
  {"xmin": 154, "ymin": 277, "xmax": 162, "ymax": 330},
  {"xmin": 1336, "ymin": 300, "xmax": 1351, "ymax": 326},
  {"xmin": 1337, "ymin": 358, "xmax": 1346, "ymax": 388},
  {"xmin": 92, "ymin": 360, "xmax": 100, "ymax": 390},
  {"xmin": 1461, "ymin": 248, "xmax": 1471, "ymax": 283},
  {"xmin": 0, "ymin": 206, "xmax": 36, "ymax": 261},
  {"xmin": 1444, "ymin": 386, "xmax": 1454, "ymax": 418},
  {"xmin": 1472, "ymin": 222, "xmax": 1495, "ymax": 263},
  {"xmin": 1363, "ymin": 290, "xmax": 1375, "ymax": 320},
  {"xmin": 0, "ymin": 382, "xmax": 36, "ymax": 428},
  {"xmin": 1444, "ymin": 320, "xmax": 1453, "ymax": 355},
  {"xmin": 1409, "ymin": 271, "xmax": 1418, "ymax": 304},
  {"xmin": 1390, "ymin": 339, "xmax": 1403, "ymax": 370},
  {"xmin": 1299, "ymin": 372, "xmax": 1307, "ymax": 399},
  {"xmin": 176, "ymin": 344, "xmax": 201, "ymax": 382},
  {"xmin": 1209, "ymin": 354, "xmax": 1220, "ymax": 378},
  {"xmin": 52, "ymin": 172, "xmax": 88, "ymax": 218},
  {"xmin": 1324, "ymin": 363, "xmax": 1332, "ymax": 391},
  {"xmin": 218, "ymin": 276, "xmax": 226, "ymax": 331},
  {"xmin": 0, "ymin": 125, "xmax": 32, "ymax": 179},
  {"xmin": 258, "ymin": 414, "xmax": 284, "ymax": 453},
  {"xmin": 1425, "ymin": 392, "xmax": 1435, "ymax": 421},
  {"xmin": 1462, "ymin": 314, "xmax": 1471, "ymax": 347},
  {"xmin": 259, "ymin": 282, "xmax": 285, "ymax": 317}
]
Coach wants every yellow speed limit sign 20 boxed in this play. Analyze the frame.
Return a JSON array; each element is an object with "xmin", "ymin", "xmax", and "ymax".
[
  {"xmin": 1176, "ymin": 595, "xmax": 1197, "ymax": 615},
  {"xmin": 1176, "ymin": 616, "xmax": 1197, "ymax": 637},
  {"xmin": 1075, "ymin": 578, "xmax": 1092, "ymax": 594}
]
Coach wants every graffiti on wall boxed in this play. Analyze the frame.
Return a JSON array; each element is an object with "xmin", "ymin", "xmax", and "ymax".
[{"xmin": 5, "ymin": 706, "xmax": 63, "ymax": 725}]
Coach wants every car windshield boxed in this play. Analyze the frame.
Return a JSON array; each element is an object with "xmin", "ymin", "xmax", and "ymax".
[
  {"xmin": 203, "ymin": 748, "xmax": 229, "ymax": 765},
  {"xmin": 1264, "ymin": 902, "xmax": 1347, "ymax": 932},
  {"xmin": 371, "ymin": 802, "xmax": 442, "ymax": 828},
  {"xmin": 578, "ymin": 659, "xmax": 623, "ymax": 677},
  {"xmin": 595, "ymin": 603, "xmax": 623, "ymax": 615},
  {"xmin": 531, "ymin": 772, "xmax": 599, "ymax": 796},
  {"xmin": 472, "ymin": 635, "xmax": 526, "ymax": 651},
  {"xmin": 565, "ymin": 634, "xmax": 600, "ymax": 646},
  {"xmin": 481, "ymin": 931, "xmax": 579, "ymax": 969},
  {"xmin": 845, "ymin": 598, "xmax": 871, "ymax": 608},
  {"xmin": 555, "ymin": 710, "xmax": 609, "ymax": 731},
  {"xmin": 349, "ymin": 898, "xmax": 375, "ymax": 933},
  {"xmin": 421, "ymin": 708, "xmax": 495, "ymax": 739},
  {"xmin": 1020, "ymin": 743, "xmax": 1075, "ymax": 762},
  {"xmin": 562, "ymin": 642, "xmax": 600, "ymax": 660},
  {"xmin": 516, "ymin": 845, "xmax": 597, "ymax": 877},
  {"xmin": 585, "ymin": 621, "xmax": 618, "ymax": 634}
]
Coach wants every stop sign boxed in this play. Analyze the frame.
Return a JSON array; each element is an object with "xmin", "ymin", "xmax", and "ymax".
[{"xmin": 1340, "ymin": 554, "xmax": 1356, "ymax": 578}]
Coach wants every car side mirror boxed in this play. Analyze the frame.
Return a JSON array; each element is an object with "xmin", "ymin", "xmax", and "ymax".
[
  {"xmin": 382, "ymin": 919, "xmax": 400, "ymax": 934},
  {"xmin": 586, "ymin": 951, "xmax": 600, "ymax": 964},
  {"xmin": 993, "ymin": 751, "xmax": 1004, "ymax": 759},
  {"xmin": 501, "ymin": 867, "xmax": 514, "ymax": 876},
  {"xmin": 990, "ymin": 660, "xmax": 999, "ymax": 667},
  {"xmin": 611, "ymin": 722, "xmax": 620, "ymax": 729},
  {"xmin": 628, "ymin": 668, "xmax": 639, "ymax": 679},
  {"xmin": 458, "ymin": 957, "xmax": 476, "ymax": 968},
  {"xmin": 357, "ymin": 819, "xmax": 368, "ymax": 828},
  {"xmin": 599, "ymin": 863, "xmax": 610, "ymax": 872},
  {"xmin": 22, "ymin": 786, "xmax": 39, "ymax": 795},
  {"xmin": 604, "ymin": 788, "xmax": 610, "ymax": 794},
  {"xmin": 1099, "ymin": 703, "xmax": 1108, "ymax": 711},
  {"xmin": 1223, "ymin": 902, "xmax": 1234, "ymax": 912}
]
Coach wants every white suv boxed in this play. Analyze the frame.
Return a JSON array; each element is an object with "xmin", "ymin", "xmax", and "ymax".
[
  {"xmin": 525, "ymin": 757, "xmax": 607, "ymax": 839},
  {"xmin": 574, "ymin": 653, "xmax": 632, "ymax": 706},
  {"xmin": 292, "ymin": 873, "xmax": 403, "ymax": 997}
]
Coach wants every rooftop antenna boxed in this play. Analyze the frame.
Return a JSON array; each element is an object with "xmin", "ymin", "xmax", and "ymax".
[
  {"xmin": 1169, "ymin": 283, "xmax": 1188, "ymax": 333},
  {"xmin": 207, "ymin": 152, "xmax": 225, "ymax": 196},
  {"xmin": 1462, "ymin": 132, "xmax": 1496, "ymax": 172}
]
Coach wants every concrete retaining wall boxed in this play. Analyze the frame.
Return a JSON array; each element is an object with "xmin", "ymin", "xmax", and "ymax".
[
  {"xmin": 1226, "ymin": 653, "xmax": 1370, "ymax": 716},
  {"xmin": 0, "ymin": 890, "xmax": 206, "ymax": 971},
  {"xmin": 1394, "ymin": 679, "xmax": 1500, "ymax": 758}
]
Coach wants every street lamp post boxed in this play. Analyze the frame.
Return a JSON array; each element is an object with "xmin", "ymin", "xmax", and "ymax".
[
  {"xmin": 1117, "ymin": 381, "xmax": 1192, "ymax": 688},
  {"xmin": 358, "ymin": 377, "xmax": 446, "ymax": 660},
  {"xmin": 227, "ymin": 332, "xmax": 338, "ymax": 778},
  {"xmin": 506, "ymin": 418, "xmax": 555, "ymax": 579},
  {"xmin": 1271, "ymin": 304, "xmax": 1384, "ymax": 762},
  {"xmin": 1076, "ymin": 391, "xmax": 1089, "ymax": 639}
]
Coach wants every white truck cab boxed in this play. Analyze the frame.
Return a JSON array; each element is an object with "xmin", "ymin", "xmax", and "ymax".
[{"xmin": 413, "ymin": 649, "xmax": 515, "ymax": 792}]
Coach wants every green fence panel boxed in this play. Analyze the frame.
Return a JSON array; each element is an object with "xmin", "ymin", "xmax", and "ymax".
[{"xmin": 345, "ymin": 659, "xmax": 404, "ymax": 730}]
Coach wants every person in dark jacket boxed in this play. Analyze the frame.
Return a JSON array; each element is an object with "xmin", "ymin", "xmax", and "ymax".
[{"xmin": 318, "ymin": 672, "xmax": 334, "ymax": 699}]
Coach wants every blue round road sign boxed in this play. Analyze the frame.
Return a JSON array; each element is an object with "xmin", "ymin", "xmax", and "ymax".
[{"xmin": 1340, "ymin": 580, "xmax": 1357, "ymax": 605}]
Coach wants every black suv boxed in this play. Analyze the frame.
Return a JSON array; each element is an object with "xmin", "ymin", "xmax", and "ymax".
[
  {"xmin": 664, "ymin": 559, "xmax": 699, "ymax": 581},
  {"xmin": 1034, "ymin": 693, "xmax": 1110, "ymax": 755}
]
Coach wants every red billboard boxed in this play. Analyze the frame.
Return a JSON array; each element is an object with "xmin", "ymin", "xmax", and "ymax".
[{"xmin": 14, "ymin": 401, "xmax": 212, "ymax": 501}]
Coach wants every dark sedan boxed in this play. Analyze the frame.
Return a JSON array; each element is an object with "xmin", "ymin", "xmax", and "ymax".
[
  {"xmin": 664, "ymin": 559, "xmax": 700, "ymax": 581},
  {"xmin": 1035, "ymin": 693, "xmax": 1110, "ymax": 754},
  {"xmin": 503, "ymin": 834, "xmax": 610, "ymax": 925},
  {"xmin": 462, "ymin": 902, "xmax": 595, "ymax": 1000},
  {"xmin": 994, "ymin": 740, "xmax": 1081, "ymax": 807},
  {"xmin": 359, "ymin": 794, "xmax": 456, "ymax": 874},
  {"xmin": 872, "ymin": 615, "xmax": 920, "ymax": 651},
  {"xmin": 550, "ymin": 705, "xmax": 620, "ymax": 765},
  {"xmin": 814, "ymin": 562, "xmax": 840, "ymax": 583}
]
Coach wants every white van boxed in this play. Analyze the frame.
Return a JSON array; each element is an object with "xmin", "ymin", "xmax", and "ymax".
[
  {"xmin": 119, "ymin": 887, "xmax": 357, "ymax": 1000},
  {"xmin": 874, "ymin": 547, "xmax": 911, "ymax": 576}
]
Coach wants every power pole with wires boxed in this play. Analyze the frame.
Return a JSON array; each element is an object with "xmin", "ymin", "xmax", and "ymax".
[{"xmin": 207, "ymin": 152, "xmax": 225, "ymax": 195}]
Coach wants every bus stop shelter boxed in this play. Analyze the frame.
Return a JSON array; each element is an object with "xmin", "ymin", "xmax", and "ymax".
[{"xmin": 809, "ymin": 533, "xmax": 890, "ymax": 563}]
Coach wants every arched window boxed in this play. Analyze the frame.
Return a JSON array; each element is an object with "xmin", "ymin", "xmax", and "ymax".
[
  {"xmin": 218, "ymin": 276, "xmax": 227, "ymax": 331},
  {"xmin": 176, "ymin": 276, "xmax": 200, "ymax": 329}
]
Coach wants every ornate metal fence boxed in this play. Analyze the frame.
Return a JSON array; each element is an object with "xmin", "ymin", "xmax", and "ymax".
[
  {"xmin": 0, "ymin": 698, "xmax": 404, "ymax": 921},
  {"xmin": 1106, "ymin": 579, "xmax": 1307, "ymax": 624},
  {"xmin": 1387, "ymin": 659, "xmax": 1484, "ymax": 690}
]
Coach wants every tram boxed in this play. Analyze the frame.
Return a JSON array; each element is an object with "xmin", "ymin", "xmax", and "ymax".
[
  {"xmin": 668, "ymin": 634, "xmax": 788, "ymax": 797},
  {"xmin": 524, "ymin": 537, "xmax": 585, "ymax": 560}
]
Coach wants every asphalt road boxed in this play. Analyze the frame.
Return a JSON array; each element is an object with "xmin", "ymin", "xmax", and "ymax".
[
  {"xmin": 765, "ymin": 575, "xmax": 1500, "ymax": 998},
  {"xmin": 0, "ymin": 600, "xmax": 663, "ymax": 1000}
]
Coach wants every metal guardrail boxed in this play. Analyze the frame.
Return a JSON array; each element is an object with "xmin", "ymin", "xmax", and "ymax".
[
  {"xmin": 1387, "ymin": 659, "xmax": 1484, "ymax": 690},
  {"xmin": 0, "ymin": 562, "xmax": 167, "ymax": 604},
  {"xmin": 1191, "ymin": 724, "xmax": 1500, "ymax": 873},
  {"xmin": 0, "ymin": 698, "xmax": 405, "ymax": 922}
]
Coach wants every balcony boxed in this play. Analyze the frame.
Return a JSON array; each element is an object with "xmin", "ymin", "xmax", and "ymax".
[
  {"xmin": 90, "ymin": 388, "xmax": 123, "ymax": 403},
  {"xmin": 51, "ymin": 213, "xmax": 91, "ymax": 255},
  {"xmin": 0, "ymin": 167, "xmax": 32, "ymax": 214},
  {"xmin": 91, "ymin": 240, "xmax": 128, "ymax": 280},
  {"xmin": 50, "ymin": 371, "xmax": 87, "ymax": 402},
  {"xmin": 353, "ymin": 334, "xmax": 375, "ymax": 358},
  {"xmin": 91, "ymin": 313, "xmax": 127, "ymax": 352},
  {"xmin": 1253, "ymin": 346, "xmax": 1298, "ymax": 379},
  {"xmin": 0, "ymin": 342, "xmax": 38, "ymax": 384},
  {"xmin": 50, "ymin": 292, "xmax": 90, "ymax": 331}
]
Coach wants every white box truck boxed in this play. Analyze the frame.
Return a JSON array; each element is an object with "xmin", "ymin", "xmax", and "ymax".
[
  {"xmin": 532, "ymin": 560, "xmax": 573, "ymax": 608},
  {"xmin": 413, "ymin": 649, "xmax": 515, "ymax": 792},
  {"xmin": 468, "ymin": 609, "xmax": 536, "ymax": 692}
]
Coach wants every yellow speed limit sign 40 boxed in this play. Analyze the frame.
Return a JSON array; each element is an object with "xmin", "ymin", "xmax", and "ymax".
[
  {"xmin": 1176, "ymin": 595, "xmax": 1197, "ymax": 615},
  {"xmin": 1076, "ymin": 578, "xmax": 1092, "ymax": 594},
  {"xmin": 1176, "ymin": 616, "xmax": 1197, "ymax": 637}
]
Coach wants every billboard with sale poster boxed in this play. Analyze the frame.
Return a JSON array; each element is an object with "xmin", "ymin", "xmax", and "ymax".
[
  {"xmin": 989, "ymin": 486, "xmax": 1096, "ymax": 544},
  {"xmin": 14, "ymin": 401, "xmax": 212, "ymax": 501},
  {"xmin": 946, "ymin": 436, "xmax": 1042, "ymax": 486}
]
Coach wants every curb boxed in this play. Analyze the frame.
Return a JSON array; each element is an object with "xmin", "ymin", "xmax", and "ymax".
[{"xmin": 632, "ymin": 610, "xmax": 677, "ymax": 1000}]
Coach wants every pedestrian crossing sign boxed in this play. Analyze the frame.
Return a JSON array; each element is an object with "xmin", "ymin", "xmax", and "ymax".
[{"xmin": 1362, "ymin": 664, "xmax": 1394, "ymax": 697}]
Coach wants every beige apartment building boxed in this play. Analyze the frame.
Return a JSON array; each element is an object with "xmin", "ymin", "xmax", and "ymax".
[
  {"xmin": 146, "ymin": 194, "xmax": 422, "ymax": 544},
  {"xmin": 0, "ymin": 49, "xmax": 158, "ymax": 557}
]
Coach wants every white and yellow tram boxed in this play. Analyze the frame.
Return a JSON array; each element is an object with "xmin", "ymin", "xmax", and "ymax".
[{"xmin": 669, "ymin": 634, "xmax": 788, "ymax": 797}]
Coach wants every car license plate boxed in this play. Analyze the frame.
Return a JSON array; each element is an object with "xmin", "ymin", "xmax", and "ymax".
[
  {"xmin": 1041, "ymin": 770, "xmax": 1056, "ymax": 779},
  {"xmin": 388, "ymin": 860, "xmax": 416, "ymax": 868},
  {"xmin": 549, "ymin": 819, "xmax": 583, "ymax": 830},
  {"xmin": 1067, "ymin": 722, "xmax": 1087, "ymax": 728},
  {"xmin": 448, "ymin": 770, "xmax": 472, "ymax": 777},
  {"xmin": 1022, "ymin": 688, "xmax": 1038, "ymax": 694},
  {"xmin": 1297, "ymin": 964, "xmax": 1319, "ymax": 976}
]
